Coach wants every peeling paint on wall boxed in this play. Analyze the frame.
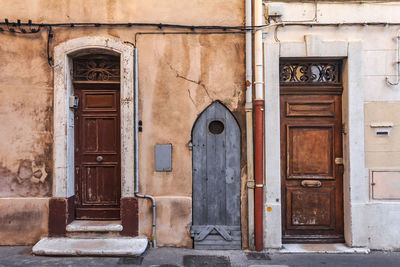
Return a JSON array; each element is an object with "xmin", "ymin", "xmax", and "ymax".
[
  {"xmin": 0, "ymin": 0, "xmax": 245, "ymax": 247},
  {"xmin": 0, "ymin": 157, "xmax": 51, "ymax": 197}
]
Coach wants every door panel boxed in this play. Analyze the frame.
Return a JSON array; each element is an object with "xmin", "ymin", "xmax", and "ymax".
[
  {"xmin": 281, "ymin": 93, "xmax": 344, "ymax": 243},
  {"xmin": 287, "ymin": 125, "xmax": 334, "ymax": 179},
  {"xmin": 285, "ymin": 101, "xmax": 335, "ymax": 117},
  {"xmin": 82, "ymin": 116, "xmax": 118, "ymax": 153},
  {"xmin": 82, "ymin": 165, "xmax": 119, "ymax": 205},
  {"xmin": 287, "ymin": 186, "xmax": 335, "ymax": 229},
  {"xmin": 84, "ymin": 92, "xmax": 117, "ymax": 111},
  {"xmin": 75, "ymin": 88, "xmax": 121, "ymax": 220}
]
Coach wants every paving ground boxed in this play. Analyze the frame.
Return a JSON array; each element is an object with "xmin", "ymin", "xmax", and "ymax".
[{"xmin": 1, "ymin": 246, "xmax": 400, "ymax": 267}]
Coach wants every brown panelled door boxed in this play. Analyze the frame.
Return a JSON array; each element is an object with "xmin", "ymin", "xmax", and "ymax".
[
  {"xmin": 74, "ymin": 54, "xmax": 121, "ymax": 220},
  {"xmin": 280, "ymin": 60, "xmax": 344, "ymax": 243}
]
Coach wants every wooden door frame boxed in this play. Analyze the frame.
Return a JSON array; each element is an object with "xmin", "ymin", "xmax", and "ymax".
[
  {"xmin": 263, "ymin": 38, "xmax": 367, "ymax": 248},
  {"xmin": 49, "ymin": 37, "xmax": 138, "ymax": 236}
]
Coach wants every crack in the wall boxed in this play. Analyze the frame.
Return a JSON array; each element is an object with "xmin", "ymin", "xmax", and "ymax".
[
  {"xmin": 167, "ymin": 63, "xmax": 213, "ymax": 101},
  {"xmin": 187, "ymin": 88, "xmax": 199, "ymax": 112},
  {"xmin": 198, "ymin": 82, "xmax": 212, "ymax": 101}
]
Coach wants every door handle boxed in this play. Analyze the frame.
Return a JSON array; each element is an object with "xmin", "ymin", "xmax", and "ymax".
[
  {"xmin": 301, "ymin": 180, "xmax": 322, "ymax": 188},
  {"xmin": 335, "ymin": 157, "xmax": 343, "ymax": 165},
  {"xmin": 96, "ymin": 156, "xmax": 103, "ymax": 162}
]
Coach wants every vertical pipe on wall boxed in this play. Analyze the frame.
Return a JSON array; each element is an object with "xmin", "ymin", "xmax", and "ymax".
[
  {"xmin": 245, "ymin": 0, "xmax": 255, "ymax": 251},
  {"xmin": 133, "ymin": 47, "xmax": 157, "ymax": 248},
  {"xmin": 254, "ymin": 99, "xmax": 264, "ymax": 251},
  {"xmin": 386, "ymin": 32, "xmax": 400, "ymax": 86},
  {"xmin": 254, "ymin": 0, "xmax": 264, "ymax": 252}
]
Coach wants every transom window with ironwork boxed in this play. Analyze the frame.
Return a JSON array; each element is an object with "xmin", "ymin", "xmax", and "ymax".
[
  {"xmin": 73, "ymin": 54, "xmax": 120, "ymax": 82},
  {"xmin": 279, "ymin": 60, "xmax": 341, "ymax": 86}
]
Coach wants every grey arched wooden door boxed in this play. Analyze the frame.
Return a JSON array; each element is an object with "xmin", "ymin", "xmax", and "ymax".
[{"xmin": 191, "ymin": 101, "xmax": 241, "ymax": 249}]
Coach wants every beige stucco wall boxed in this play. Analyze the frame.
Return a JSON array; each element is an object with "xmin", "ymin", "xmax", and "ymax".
[
  {"xmin": 0, "ymin": 198, "xmax": 49, "ymax": 245},
  {"xmin": 137, "ymin": 33, "xmax": 246, "ymax": 246},
  {"xmin": 0, "ymin": 0, "xmax": 246, "ymax": 246},
  {"xmin": 0, "ymin": 29, "xmax": 53, "ymax": 197},
  {"xmin": 264, "ymin": 0, "xmax": 400, "ymax": 250}
]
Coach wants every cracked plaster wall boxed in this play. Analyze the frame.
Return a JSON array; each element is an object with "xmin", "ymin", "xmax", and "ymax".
[
  {"xmin": 0, "ymin": 0, "xmax": 246, "ymax": 247},
  {"xmin": 137, "ymin": 34, "xmax": 247, "ymax": 248}
]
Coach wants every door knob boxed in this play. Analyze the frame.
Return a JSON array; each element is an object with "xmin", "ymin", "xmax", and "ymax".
[{"xmin": 96, "ymin": 156, "xmax": 103, "ymax": 162}]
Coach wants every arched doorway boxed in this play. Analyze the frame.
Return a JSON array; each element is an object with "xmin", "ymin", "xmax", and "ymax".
[
  {"xmin": 51, "ymin": 37, "xmax": 136, "ymax": 235},
  {"xmin": 191, "ymin": 101, "xmax": 241, "ymax": 249}
]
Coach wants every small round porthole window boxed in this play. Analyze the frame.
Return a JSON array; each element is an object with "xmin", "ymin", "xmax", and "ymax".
[{"xmin": 208, "ymin": 120, "xmax": 225, "ymax": 135}]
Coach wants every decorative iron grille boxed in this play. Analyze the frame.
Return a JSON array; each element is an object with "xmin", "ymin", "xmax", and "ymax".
[
  {"xmin": 73, "ymin": 55, "xmax": 120, "ymax": 82},
  {"xmin": 279, "ymin": 61, "xmax": 341, "ymax": 85}
]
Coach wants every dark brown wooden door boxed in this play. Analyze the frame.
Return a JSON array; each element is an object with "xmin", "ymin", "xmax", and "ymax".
[
  {"xmin": 280, "ymin": 92, "xmax": 344, "ymax": 243},
  {"xmin": 74, "ymin": 83, "xmax": 121, "ymax": 220}
]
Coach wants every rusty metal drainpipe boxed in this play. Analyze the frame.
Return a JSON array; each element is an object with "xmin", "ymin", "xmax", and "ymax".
[
  {"xmin": 245, "ymin": 0, "xmax": 255, "ymax": 251},
  {"xmin": 254, "ymin": 0, "xmax": 264, "ymax": 252},
  {"xmin": 254, "ymin": 100, "xmax": 264, "ymax": 251}
]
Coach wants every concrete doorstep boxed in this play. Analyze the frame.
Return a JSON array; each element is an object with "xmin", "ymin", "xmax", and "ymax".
[
  {"xmin": 66, "ymin": 220, "xmax": 123, "ymax": 232},
  {"xmin": 32, "ymin": 237, "xmax": 148, "ymax": 256},
  {"xmin": 279, "ymin": 243, "xmax": 370, "ymax": 254}
]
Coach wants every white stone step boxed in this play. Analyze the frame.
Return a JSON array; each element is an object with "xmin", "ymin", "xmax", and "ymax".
[
  {"xmin": 66, "ymin": 220, "xmax": 123, "ymax": 232},
  {"xmin": 32, "ymin": 237, "xmax": 148, "ymax": 256},
  {"xmin": 279, "ymin": 243, "xmax": 370, "ymax": 254}
]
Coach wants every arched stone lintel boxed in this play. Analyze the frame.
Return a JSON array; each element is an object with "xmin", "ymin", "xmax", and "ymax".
[{"xmin": 53, "ymin": 37, "xmax": 135, "ymax": 198}]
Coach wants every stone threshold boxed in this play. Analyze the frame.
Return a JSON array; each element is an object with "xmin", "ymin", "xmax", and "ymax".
[
  {"xmin": 32, "ymin": 237, "xmax": 148, "ymax": 256},
  {"xmin": 66, "ymin": 220, "xmax": 123, "ymax": 232},
  {"xmin": 279, "ymin": 243, "xmax": 370, "ymax": 254}
]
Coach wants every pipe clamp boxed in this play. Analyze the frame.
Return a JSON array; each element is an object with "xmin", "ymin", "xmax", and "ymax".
[{"xmin": 247, "ymin": 180, "xmax": 255, "ymax": 189}]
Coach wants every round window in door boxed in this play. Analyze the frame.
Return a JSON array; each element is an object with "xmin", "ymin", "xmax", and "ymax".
[{"xmin": 208, "ymin": 120, "xmax": 225, "ymax": 135}]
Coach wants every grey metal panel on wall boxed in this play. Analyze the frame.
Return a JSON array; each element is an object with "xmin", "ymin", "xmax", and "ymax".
[
  {"xmin": 191, "ymin": 101, "xmax": 241, "ymax": 250},
  {"xmin": 155, "ymin": 144, "xmax": 172, "ymax": 172}
]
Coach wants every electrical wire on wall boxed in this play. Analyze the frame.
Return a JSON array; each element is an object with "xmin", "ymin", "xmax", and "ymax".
[
  {"xmin": 3, "ymin": 17, "xmax": 400, "ymax": 74},
  {"xmin": 0, "ymin": 19, "xmax": 259, "ymax": 67}
]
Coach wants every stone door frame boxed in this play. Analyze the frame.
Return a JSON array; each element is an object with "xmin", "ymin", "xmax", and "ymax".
[
  {"xmin": 53, "ymin": 37, "xmax": 134, "ymax": 202},
  {"xmin": 264, "ymin": 36, "xmax": 368, "ymax": 248}
]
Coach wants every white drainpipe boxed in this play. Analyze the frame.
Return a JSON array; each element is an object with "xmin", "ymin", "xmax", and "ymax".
[
  {"xmin": 245, "ymin": 0, "xmax": 255, "ymax": 251},
  {"xmin": 254, "ymin": 0, "xmax": 264, "ymax": 101},
  {"xmin": 133, "ymin": 46, "xmax": 157, "ymax": 248}
]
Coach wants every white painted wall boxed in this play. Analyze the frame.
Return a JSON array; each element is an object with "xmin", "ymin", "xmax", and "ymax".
[{"xmin": 263, "ymin": 1, "xmax": 400, "ymax": 250}]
